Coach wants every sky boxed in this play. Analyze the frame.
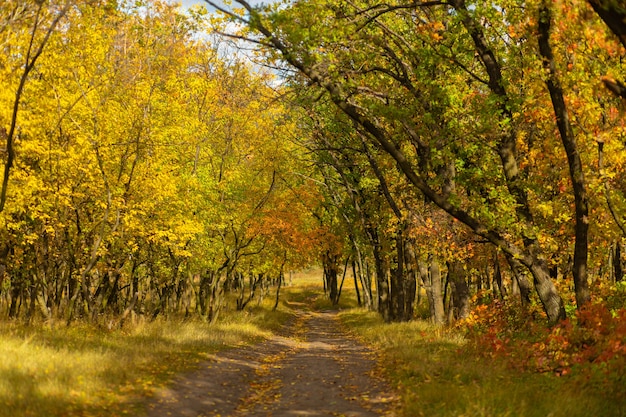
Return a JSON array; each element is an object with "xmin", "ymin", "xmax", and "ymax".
[
  {"xmin": 179, "ymin": 0, "xmax": 213, "ymax": 9},
  {"xmin": 173, "ymin": 0, "xmax": 280, "ymax": 77},
  {"xmin": 178, "ymin": 0, "xmax": 221, "ymax": 11},
  {"xmin": 178, "ymin": 0, "xmax": 264, "ymax": 11}
]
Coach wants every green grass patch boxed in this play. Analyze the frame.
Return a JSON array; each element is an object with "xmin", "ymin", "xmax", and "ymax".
[
  {"xmin": 339, "ymin": 308, "xmax": 626, "ymax": 417},
  {"xmin": 0, "ymin": 299, "xmax": 293, "ymax": 417}
]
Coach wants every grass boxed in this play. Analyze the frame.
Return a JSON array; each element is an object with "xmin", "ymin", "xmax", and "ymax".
[
  {"xmin": 0, "ymin": 297, "xmax": 293, "ymax": 417},
  {"xmin": 6, "ymin": 268, "xmax": 620, "ymax": 417},
  {"xmin": 339, "ymin": 308, "xmax": 626, "ymax": 417},
  {"xmin": 282, "ymin": 268, "xmax": 361, "ymax": 312}
]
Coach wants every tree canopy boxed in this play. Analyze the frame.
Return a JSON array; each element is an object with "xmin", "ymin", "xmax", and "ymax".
[{"xmin": 207, "ymin": 0, "xmax": 626, "ymax": 323}]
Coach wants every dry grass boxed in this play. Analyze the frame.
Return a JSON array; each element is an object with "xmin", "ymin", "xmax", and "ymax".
[
  {"xmin": 283, "ymin": 267, "xmax": 361, "ymax": 311},
  {"xmin": 8, "ymin": 269, "xmax": 615, "ymax": 417},
  {"xmin": 0, "ymin": 297, "xmax": 292, "ymax": 417},
  {"xmin": 0, "ymin": 268, "xmax": 349, "ymax": 417},
  {"xmin": 339, "ymin": 309, "xmax": 624, "ymax": 417}
]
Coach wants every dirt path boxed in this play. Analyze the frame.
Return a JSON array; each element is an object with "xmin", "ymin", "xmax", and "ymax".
[{"xmin": 143, "ymin": 310, "xmax": 398, "ymax": 417}]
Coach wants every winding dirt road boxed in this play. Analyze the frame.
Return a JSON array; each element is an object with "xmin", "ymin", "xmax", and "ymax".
[{"xmin": 143, "ymin": 310, "xmax": 398, "ymax": 417}]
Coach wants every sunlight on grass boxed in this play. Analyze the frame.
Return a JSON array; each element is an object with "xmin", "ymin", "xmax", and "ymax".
[
  {"xmin": 339, "ymin": 309, "xmax": 624, "ymax": 417},
  {"xmin": 284, "ymin": 267, "xmax": 362, "ymax": 311},
  {"xmin": 0, "ymin": 300, "xmax": 293, "ymax": 417},
  {"xmin": 288, "ymin": 267, "xmax": 325, "ymax": 286},
  {"xmin": 5, "ymin": 275, "xmax": 620, "ymax": 417}
]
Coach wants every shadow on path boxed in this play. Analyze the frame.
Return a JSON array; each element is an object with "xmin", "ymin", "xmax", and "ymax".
[{"xmin": 144, "ymin": 311, "xmax": 397, "ymax": 417}]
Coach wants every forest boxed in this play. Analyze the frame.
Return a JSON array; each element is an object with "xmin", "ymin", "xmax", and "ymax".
[
  {"xmin": 0, "ymin": 0, "xmax": 625, "ymax": 415},
  {"xmin": 0, "ymin": 0, "xmax": 328, "ymax": 324}
]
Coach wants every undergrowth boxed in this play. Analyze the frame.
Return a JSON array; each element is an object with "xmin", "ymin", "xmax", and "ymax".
[
  {"xmin": 340, "ymin": 289, "xmax": 626, "ymax": 417},
  {"xmin": 462, "ymin": 282, "xmax": 626, "ymax": 413}
]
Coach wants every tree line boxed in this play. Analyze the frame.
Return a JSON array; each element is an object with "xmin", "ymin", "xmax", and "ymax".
[{"xmin": 2, "ymin": 0, "xmax": 626, "ymax": 327}]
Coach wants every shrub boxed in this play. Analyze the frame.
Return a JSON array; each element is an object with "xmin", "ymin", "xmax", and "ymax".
[{"xmin": 461, "ymin": 294, "xmax": 626, "ymax": 402}]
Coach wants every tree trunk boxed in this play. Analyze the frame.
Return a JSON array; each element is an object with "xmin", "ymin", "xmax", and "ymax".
[
  {"xmin": 323, "ymin": 251, "xmax": 339, "ymax": 305},
  {"xmin": 373, "ymin": 241, "xmax": 390, "ymax": 322},
  {"xmin": 357, "ymin": 247, "xmax": 373, "ymax": 309},
  {"xmin": 529, "ymin": 259, "xmax": 566, "ymax": 322},
  {"xmin": 273, "ymin": 272, "xmax": 282, "ymax": 311},
  {"xmin": 538, "ymin": 1, "xmax": 590, "ymax": 310},
  {"xmin": 493, "ymin": 251, "xmax": 506, "ymax": 299},
  {"xmin": 587, "ymin": 0, "xmax": 626, "ymax": 49},
  {"xmin": 403, "ymin": 240, "xmax": 417, "ymax": 321},
  {"xmin": 447, "ymin": 260, "xmax": 470, "ymax": 321},
  {"xmin": 352, "ymin": 260, "xmax": 362, "ymax": 306},
  {"xmin": 336, "ymin": 257, "xmax": 349, "ymax": 305},
  {"xmin": 613, "ymin": 241, "xmax": 624, "ymax": 282},
  {"xmin": 505, "ymin": 253, "xmax": 532, "ymax": 306},
  {"xmin": 8, "ymin": 275, "xmax": 22, "ymax": 318},
  {"xmin": 390, "ymin": 232, "xmax": 405, "ymax": 321},
  {"xmin": 273, "ymin": 254, "xmax": 287, "ymax": 311},
  {"xmin": 426, "ymin": 256, "xmax": 446, "ymax": 325}
]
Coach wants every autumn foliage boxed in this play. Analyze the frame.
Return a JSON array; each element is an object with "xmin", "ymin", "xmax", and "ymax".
[
  {"xmin": 0, "ymin": 0, "xmax": 625, "ymax": 390},
  {"xmin": 463, "ymin": 284, "xmax": 626, "ymax": 400},
  {"xmin": 0, "ymin": 0, "xmax": 325, "ymax": 323}
]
